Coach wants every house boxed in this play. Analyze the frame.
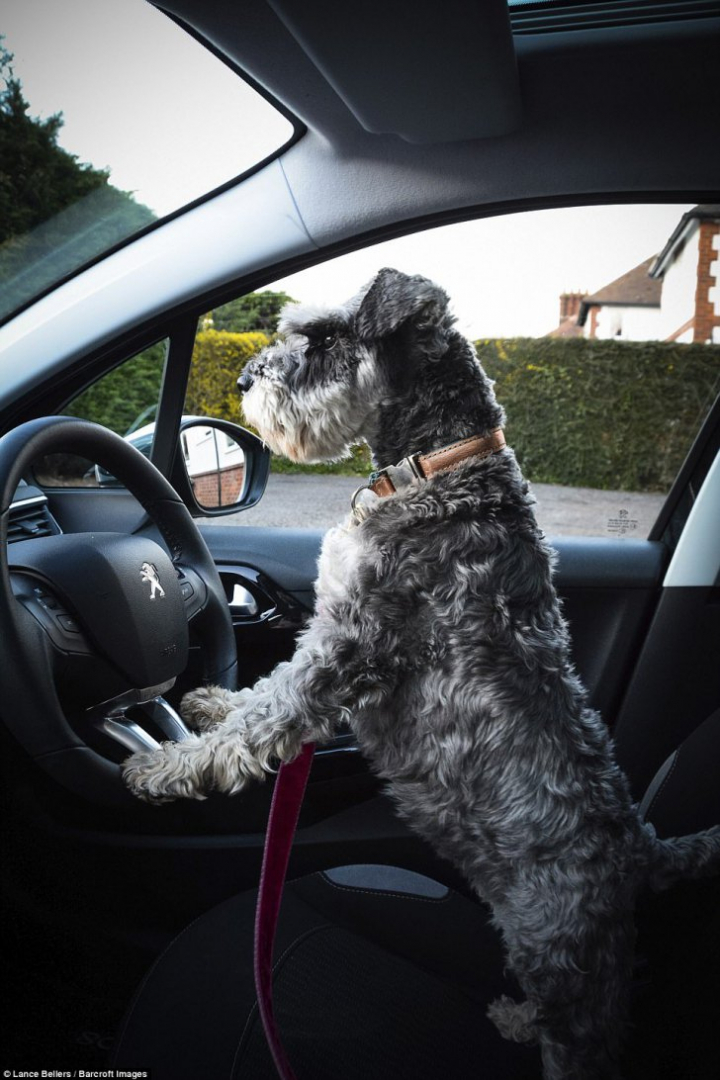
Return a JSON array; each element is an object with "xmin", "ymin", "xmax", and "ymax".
[
  {"xmin": 649, "ymin": 204, "xmax": 720, "ymax": 344},
  {"xmin": 576, "ymin": 257, "xmax": 662, "ymax": 341},
  {"xmin": 547, "ymin": 206, "xmax": 720, "ymax": 343}
]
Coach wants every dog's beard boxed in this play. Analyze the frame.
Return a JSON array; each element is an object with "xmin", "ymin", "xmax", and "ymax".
[{"xmin": 242, "ymin": 374, "xmax": 372, "ymax": 463}]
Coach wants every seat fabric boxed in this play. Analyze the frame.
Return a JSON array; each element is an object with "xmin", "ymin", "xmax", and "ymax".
[{"xmin": 112, "ymin": 866, "xmax": 541, "ymax": 1079}]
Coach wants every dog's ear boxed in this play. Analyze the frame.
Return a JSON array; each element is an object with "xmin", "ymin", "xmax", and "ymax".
[{"xmin": 355, "ymin": 268, "xmax": 452, "ymax": 359}]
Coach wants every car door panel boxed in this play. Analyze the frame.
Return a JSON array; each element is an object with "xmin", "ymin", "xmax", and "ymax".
[{"xmin": 199, "ymin": 525, "xmax": 325, "ymax": 604}]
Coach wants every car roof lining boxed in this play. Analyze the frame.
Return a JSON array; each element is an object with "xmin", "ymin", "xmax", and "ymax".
[{"xmin": 158, "ymin": 1, "xmax": 720, "ymax": 159}]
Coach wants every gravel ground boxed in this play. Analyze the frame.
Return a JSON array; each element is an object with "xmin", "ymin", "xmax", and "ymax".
[{"xmin": 205, "ymin": 473, "xmax": 665, "ymax": 538}]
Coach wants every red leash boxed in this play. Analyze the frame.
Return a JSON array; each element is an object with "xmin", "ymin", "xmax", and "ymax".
[{"xmin": 254, "ymin": 742, "xmax": 316, "ymax": 1080}]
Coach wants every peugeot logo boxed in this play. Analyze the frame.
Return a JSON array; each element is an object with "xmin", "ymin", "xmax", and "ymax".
[{"xmin": 140, "ymin": 562, "xmax": 166, "ymax": 600}]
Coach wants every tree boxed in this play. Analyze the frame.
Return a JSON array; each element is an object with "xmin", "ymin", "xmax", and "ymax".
[
  {"xmin": 65, "ymin": 341, "xmax": 168, "ymax": 436},
  {"xmin": 0, "ymin": 41, "xmax": 111, "ymax": 243},
  {"xmin": 207, "ymin": 291, "xmax": 297, "ymax": 334},
  {"xmin": 0, "ymin": 41, "xmax": 155, "ymax": 319}
]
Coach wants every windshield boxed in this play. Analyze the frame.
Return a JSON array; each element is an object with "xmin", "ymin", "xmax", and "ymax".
[{"xmin": 0, "ymin": 0, "xmax": 294, "ymax": 324}]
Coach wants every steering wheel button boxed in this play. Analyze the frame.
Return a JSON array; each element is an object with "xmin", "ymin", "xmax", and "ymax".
[
  {"xmin": 181, "ymin": 581, "xmax": 194, "ymax": 599},
  {"xmin": 57, "ymin": 613, "xmax": 80, "ymax": 633}
]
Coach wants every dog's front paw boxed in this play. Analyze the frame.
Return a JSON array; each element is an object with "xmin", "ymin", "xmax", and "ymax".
[
  {"xmin": 122, "ymin": 740, "xmax": 208, "ymax": 803},
  {"xmin": 180, "ymin": 685, "xmax": 247, "ymax": 732}
]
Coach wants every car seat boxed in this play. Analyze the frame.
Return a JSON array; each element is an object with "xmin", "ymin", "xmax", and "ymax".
[{"xmin": 112, "ymin": 709, "xmax": 720, "ymax": 1080}]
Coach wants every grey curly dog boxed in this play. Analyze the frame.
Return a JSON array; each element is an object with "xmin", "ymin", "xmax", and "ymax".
[{"xmin": 124, "ymin": 268, "xmax": 720, "ymax": 1079}]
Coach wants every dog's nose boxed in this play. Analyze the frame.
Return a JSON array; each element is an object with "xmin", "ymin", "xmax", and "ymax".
[{"xmin": 237, "ymin": 370, "xmax": 254, "ymax": 393}]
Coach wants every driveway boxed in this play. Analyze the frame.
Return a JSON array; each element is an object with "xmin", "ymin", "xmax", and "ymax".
[{"xmin": 206, "ymin": 473, "xmax": 666, "ymax": 538}]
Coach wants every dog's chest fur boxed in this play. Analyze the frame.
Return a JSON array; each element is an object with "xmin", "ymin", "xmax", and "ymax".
[{"xmin": 315, "ymin": 516, "xmax": 364, "ymax": 613}]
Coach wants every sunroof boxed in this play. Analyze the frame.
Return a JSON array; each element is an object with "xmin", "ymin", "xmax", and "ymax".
[{"xmin": 0, "ymin": 0, "xmax": 295, "ymax": 324}]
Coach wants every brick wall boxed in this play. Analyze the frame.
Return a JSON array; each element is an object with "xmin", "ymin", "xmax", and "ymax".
[
  {"xmin": 192, "ymin": 464, "xmax": 245, "ymax": 508},
  {"xmin": 694, "ymin": 220, "xmax": 720, "ymax": 343}
]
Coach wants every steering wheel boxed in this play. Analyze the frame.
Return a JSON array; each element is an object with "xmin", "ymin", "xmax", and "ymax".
[{"xmin": 0, "ymin": 417, "xmax": 237, "ymax": 806}]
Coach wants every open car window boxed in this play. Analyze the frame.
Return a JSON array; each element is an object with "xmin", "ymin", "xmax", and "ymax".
[{"xmin": 187, "ymin": 203, "xmax": 720, "ymax": 537}]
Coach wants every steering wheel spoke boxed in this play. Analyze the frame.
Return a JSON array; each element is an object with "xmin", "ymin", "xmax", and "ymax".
[{"xmin": 87, "ymin": 685, "xmax": 194, "ymax": 756}]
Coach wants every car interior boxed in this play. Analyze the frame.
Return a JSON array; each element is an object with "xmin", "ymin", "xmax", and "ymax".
[{"xmin": 1, "ymin": 1, "xmax": 719, "ymax": 1078}]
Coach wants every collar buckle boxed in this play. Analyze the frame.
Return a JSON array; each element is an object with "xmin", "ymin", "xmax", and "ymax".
[{"xmin": 378, "ymin": 452, "xmax": 424, "ymax": 493}]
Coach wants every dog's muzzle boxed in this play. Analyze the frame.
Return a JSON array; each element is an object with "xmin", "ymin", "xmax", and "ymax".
[{"xmin": 237, "ymin": 371, "xmax": 254, "ymax": 392}]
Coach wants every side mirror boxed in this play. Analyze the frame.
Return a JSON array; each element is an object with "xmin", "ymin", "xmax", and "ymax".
[{"xmin": 173, "ymin": 418, "xmax": 270, "ymax": 516}]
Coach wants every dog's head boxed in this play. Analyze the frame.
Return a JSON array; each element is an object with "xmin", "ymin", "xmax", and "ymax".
[{"xmin": 239, "ymin": 268, "xmax": 453, "ymax": 462}]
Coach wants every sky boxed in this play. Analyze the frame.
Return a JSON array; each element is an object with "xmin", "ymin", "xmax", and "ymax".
[
  {"xmin": 2, "ymin": 0, "xmax": 292, "ymax": 216},
  {"xmin": 268, "ymin": 203, "xmax": 692, "ymax": 338},
  {"xmin": 2, "ymin": 1, "xmax": 692, "ymax": 338}
]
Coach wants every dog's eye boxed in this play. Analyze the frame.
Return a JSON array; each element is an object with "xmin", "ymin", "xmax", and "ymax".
[{"xmin": 307, "ymin": 332, "xmax": 337, "ymax": 354}]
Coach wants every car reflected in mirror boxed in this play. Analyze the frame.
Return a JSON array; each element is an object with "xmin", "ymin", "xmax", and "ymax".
[{"xmin": 30, "ymin": 416, "xmax": 269, "ymax": 516}]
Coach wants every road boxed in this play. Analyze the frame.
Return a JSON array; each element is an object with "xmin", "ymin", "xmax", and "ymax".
[{"xmin": 205, "ymin": 473, "xmax": 665, "ymax": 538}]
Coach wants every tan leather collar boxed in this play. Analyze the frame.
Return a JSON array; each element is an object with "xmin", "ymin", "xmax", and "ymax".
[
  {"xmin": 351, "ymin": 429, "xmax": 505, "ymax": 521},
  {"xmin": 369, "ymin": 429, "xmax": 506, "ymax": 498}
]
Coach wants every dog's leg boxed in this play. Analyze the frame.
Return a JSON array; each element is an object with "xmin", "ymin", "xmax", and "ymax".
[
  {"xmin": 536, "ymin": 988, "xmax": 629, "ymax": 1080},
  {"xmin": 490, "ymin": 886, "xmax": 635, "ymax": 1080},
  {"xmin": 122, "ymin": 624, "xmax": 359, "ymax": 802},
  {"xmin": 180, "ymin": 685, "xmax": 254, "ymax": 732}
]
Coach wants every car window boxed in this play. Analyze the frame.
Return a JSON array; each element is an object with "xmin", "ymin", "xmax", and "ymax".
[
  {"xmin": 33, "ymin": 339, "xmax": 168, "ymax": 487},
  {"xmin": 196, "ymin": 204, "xmax": 720, "ymax": 536},
  {"xmin": 0, "ymin": 0, "xmax": 294, "ymax": 325}
]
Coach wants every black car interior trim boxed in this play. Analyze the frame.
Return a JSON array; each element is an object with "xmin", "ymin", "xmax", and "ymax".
[
  {"xmin": 509, "ymin": 0, "xmax": 720, "ymax": 34},
  {"xmin": 148, "ymin": 318, "xmax": 197, "ymax": 479},
  {"xmin": 649, "ymin": 389, "xmax": 720, "ymax": 547},
  {"xmin": 267, "ymin": 0, "xmax": 522, "ymax": 142}
]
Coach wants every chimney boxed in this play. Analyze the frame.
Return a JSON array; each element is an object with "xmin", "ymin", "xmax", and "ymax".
[{"xmin": 559, "ymin": 291, "xmax": 587, "ymax": 322}]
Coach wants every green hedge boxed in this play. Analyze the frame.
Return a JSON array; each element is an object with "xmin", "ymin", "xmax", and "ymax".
[
  {"xmin": 184, "ymin": 330, "xmax": 720, "ymax": 490},
  {"xmin": 477, "ymin": 337, "xmax": 720, "ymax": 493},
  {"xmin": 186, "ymin": 329, "xmax": 270, "ymax": 430}
]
